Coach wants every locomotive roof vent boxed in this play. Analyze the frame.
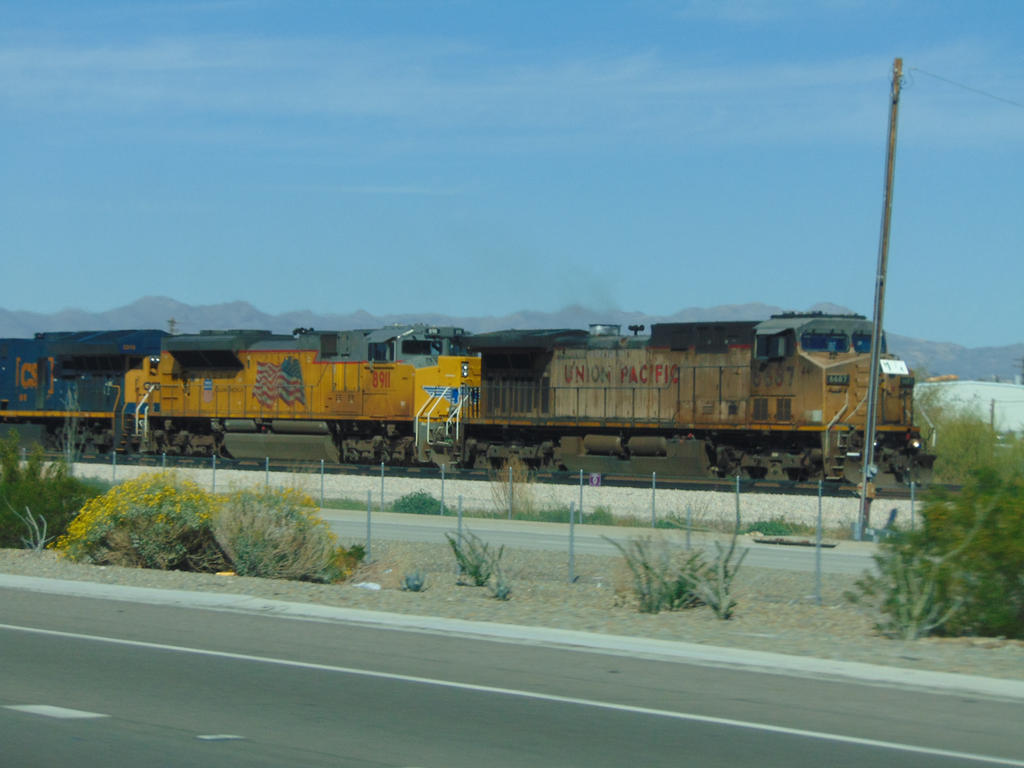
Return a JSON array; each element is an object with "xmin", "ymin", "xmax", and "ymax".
[{"xmin": 588, "ymin": 324, "xmax": 621, "ymax": 337}]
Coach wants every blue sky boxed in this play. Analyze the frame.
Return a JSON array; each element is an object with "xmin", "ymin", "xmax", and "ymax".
[{"xmin": 2, "ymin": 1, "xmax": 1022, "ymax": 347}]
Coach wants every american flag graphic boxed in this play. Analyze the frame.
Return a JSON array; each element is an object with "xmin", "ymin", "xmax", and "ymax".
[{"xmin": 253, "ymin": 357, "xmax": 306, "ymax": 409}]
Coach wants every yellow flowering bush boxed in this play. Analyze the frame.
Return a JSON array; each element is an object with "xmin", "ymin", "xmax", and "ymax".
[
  {"xmin": 214, "ymin": 488, "xmax": 362, "ymax": 582},
  {"xmin": 54, "ymin": 473, "xmax": 227, "ymax": 572}
]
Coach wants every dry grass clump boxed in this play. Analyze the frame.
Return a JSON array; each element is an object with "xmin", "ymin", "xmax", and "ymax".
[{"xmin": 215, "ymin": 488, "xmax": 359, "ymax": 582}]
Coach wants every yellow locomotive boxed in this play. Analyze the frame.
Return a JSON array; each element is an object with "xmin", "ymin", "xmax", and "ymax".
[
  {"xmin": 124, "ymin": 326, "xmax": 480, "ymax": 466},
  {"xmin": 464, "ymin": 313, "xmax": 931, "ymax": 485}
]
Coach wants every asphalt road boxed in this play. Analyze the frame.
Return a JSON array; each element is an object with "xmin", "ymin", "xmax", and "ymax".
[
  {"xmin": 318, "ymin": 508, "xmax": 879, "ymax": 574},
  {"xmin": 3, "ymin": 588, "xmax": 1022, "ymax": 767}
]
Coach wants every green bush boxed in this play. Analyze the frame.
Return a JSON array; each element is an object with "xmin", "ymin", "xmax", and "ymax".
[
  {"xmin": 850, "ymin": 466, "xmax": 1024, "ymax": 639},
  {"xmin": 585, "ymin": 507, "xmax": 615, "ymax": 526},
  {"xmin": 743, "ymin": 518, "xmax": 794, "ymax": 536},
  {"xmin": 215, "ymin": 488, "xmax": 360, "ymax": 582},
  {"xmin": 446, "ymin": 529, "xmax": 504, "ymax": 587},
  {"xmin": 0, "ymin": 432, "xmax": 99, "ymax": 548},
  {"xmin": 54, "ymin": 472, "xmax": 226, "ymax": 572},
  {"xmin": 915, "ymin": 387, "xmax": 1024, "ymax": 483},
  {"xmin": 392, "ymin": 491, "xmax": 448, "ymax": 515},
  {"xmin": 916, "ymin": 468, "xmax": 1024, "ymax": 638}
]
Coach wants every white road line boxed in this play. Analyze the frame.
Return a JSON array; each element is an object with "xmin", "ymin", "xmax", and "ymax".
[
  {"xmin": 5, "ymin": 704, "xmax": 109, "ymax": 719},
  {"xmin": 196, "ymin": 734, "xmax": 245, "ymax": 741},
  {"xmin": 2, "ymin": 622, "xmax": 1022, "ymax": 767}
]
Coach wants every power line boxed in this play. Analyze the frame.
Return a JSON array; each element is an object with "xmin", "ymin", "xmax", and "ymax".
[{"xmin": 908, "ymin": 67, "xmax": 1024, "ymax": 110}]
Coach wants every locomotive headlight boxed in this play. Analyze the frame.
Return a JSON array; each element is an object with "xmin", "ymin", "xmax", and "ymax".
[
  {"xmin": 909, "ymin": 438, "xmax": 922, "ymax": 451},
  {"xmin": 461, "ymin": 362, "xmax": 469, "ymax": 378}
]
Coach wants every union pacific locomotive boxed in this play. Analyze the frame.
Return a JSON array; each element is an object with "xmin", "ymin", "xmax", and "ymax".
[
  {"xmin": 1, "ymin": 326, "xmax": 481, "ymax": 468},
  {"xmin": 0, "ymin": 312, "xmax": 932, "ymax": 484},
  {"xmin": 463, "ymin": 313, "xmax": 931, "ymax": 484}
]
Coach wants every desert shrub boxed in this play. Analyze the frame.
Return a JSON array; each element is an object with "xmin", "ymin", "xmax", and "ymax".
[
  {"xmin": 53, "ymin": 472, "xmax": 226, "ymax": 572},
  {"xmin": 695, "ymin": 534, "xmax": 749, "ymax": 620},
  {"xmin": 215, "ymin": 488, "xmax": 360, "ymax": 582},
  {"xmin": 489, "ymin": 456, "xmax": 536, "ymax": 519},
  {"xmin": 849, "ymin": 466, "xmax": 1024, "ymax": 639},
  {"xmin": 490, "ymin": 572, "xmax": 512, "ymax": 601},
  {"xmin": 610, "ymin": 516, "xmax": 748, "ymax": 619},
  {"xmin": 0, "ymin": 432, "xmax": 99, "ymax": 548},
  {"xmin": 446, "ymin": 529, "xmax": 504, "ymax": 587},
  {"xmin": 392, "ymin": 491, "xmax": 448, "ymax": 516},
  {"xmin": 915, "ymin": 468, "xmax": 1023, "ymax": 637},
  {"xmin": 848, "ymin": 540, "xmax": 964, "ymax": 640},
  {"xmin": 401, "ymin": 570, "xmax": 428, "ymax": 592},
  {"xmin": 608, "ymin": 536, "xmax": 708, "ymax": 613}
]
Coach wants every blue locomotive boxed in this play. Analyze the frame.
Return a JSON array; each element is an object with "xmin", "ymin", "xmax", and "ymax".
[{"xmin": 0, "ymin": 330, "xmax": 166, "ymax": 452}]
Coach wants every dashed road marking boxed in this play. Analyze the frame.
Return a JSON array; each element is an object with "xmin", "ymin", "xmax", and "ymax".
[
  {"xmin": 5, "ymin": 704, "xmax": 109, "ymax": 719},
  {"xmin": 196, "ymin": 734, "xmax": 245, "ymax": 741}
]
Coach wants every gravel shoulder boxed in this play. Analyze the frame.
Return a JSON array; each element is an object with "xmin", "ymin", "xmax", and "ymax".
[{"xmin": 2, "ymin": 539, "xmax": 1022, "ymax": 683}]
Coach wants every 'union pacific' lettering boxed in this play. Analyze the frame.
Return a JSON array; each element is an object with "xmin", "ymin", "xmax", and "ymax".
[
  {"xmin": 620, "ymin": 364, "xmax": 679, "ymax": 386},
  {"xmin": 563, "ymin": 365, "xmax": 613, "ymax": 385}
]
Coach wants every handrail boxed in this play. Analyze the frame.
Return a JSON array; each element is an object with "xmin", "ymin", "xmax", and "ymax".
[{"xmin": 134, "ymin": 383, "xmax": 157, "ymax": 438}]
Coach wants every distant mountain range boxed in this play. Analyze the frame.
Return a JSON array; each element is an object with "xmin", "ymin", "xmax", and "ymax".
[{"xmin": 2, "ymin": 296, "xmax": 1021, "ymax": 383}]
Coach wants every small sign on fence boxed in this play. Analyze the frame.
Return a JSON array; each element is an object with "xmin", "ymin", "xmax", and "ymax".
[{"xmin": 589, "ymin": 473, "xmax": 601, "ymax": 487}]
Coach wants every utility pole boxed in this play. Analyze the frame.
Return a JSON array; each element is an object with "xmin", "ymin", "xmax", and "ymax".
[{"xmin": 858, "ymin": 57, "xmax": 903, "ymax": 538}]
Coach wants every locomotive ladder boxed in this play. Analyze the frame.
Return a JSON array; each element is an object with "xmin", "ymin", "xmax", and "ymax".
[
  {"xmin": 414, "ymin": 386, "xmax": 464, "ymax": 459},
  {"xmin": 132, "ymin": 383, "xmax": 158, "ymax": 440}
]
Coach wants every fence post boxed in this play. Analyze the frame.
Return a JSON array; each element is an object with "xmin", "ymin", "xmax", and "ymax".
[
  {"xmin": 112, "ymin": 451, "xmax": 116, "ymax": 483},
  {"xmin": 686, "ymin": 503, "xmax": 692, "ymax": 551},
  {"xmin": 320, "ymin": 459, "xmax": 325, "ymax": 507},
  {"xmin": 161, "ymin": 452, "xmax": 166, "ymax": 469},
  {"xmin": 910, "ymin": 480, "xmax": 916, "ymax": 531},
  {"xmin": 651, "ymin": 471, "xmax": 657, "ymax": 528},
  {"xmin": 456, "ymin": 495, "xmax": 464, "ymax": 576},
  {"xmin": 568, "ymin": 501, "xmax": 576, "ymax": 583},
  {"xmin": 265, "ymin": 457, "xmax": 270, "ymax": 489},
  {"xmin": 815, "ymin": 479, "xmax": 823, "ymax": 606},
  {"xmin": 578, "ymin": 469, "xmax": 584, "ymax": 523},
  {"xmin": 734, "ymin": 474, "xmax": 741, "ymax": 527},
  {"xmin": 380, "ymin": 461, "xmax": 385, "ymax": 512},
  {"xmin": 366, "ymin": 490, "xmax": 373, "ymax": 562},
  {"xmin": 440, "ymin": 464, "xmax": 446, "ymax": 516},
  {"xmin": 212, "ymin": 454, "xmax": 217, "ymax": 494},
  {"xmin": 508, "ymin": 464, "xmax": 513, "ymax": 520}
]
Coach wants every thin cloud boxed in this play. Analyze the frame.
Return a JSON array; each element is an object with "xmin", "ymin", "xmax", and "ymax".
[
  {"xmin": 1, "ymin": 33, "xmax": 1019, "ymax": 149},
  {"xmin": 675, "ymin": 0, "xmax": 872, "ymax": 23}
]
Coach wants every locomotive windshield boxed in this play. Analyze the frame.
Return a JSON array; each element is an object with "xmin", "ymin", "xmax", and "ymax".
[
  {"xmin": 401, "ymin": 339, "xmax": 443, "ymax": 356},
  {"xmin": 800, "ymin": 332, "xmax": 850, "ymax": 353}
]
